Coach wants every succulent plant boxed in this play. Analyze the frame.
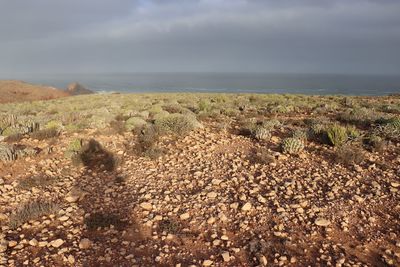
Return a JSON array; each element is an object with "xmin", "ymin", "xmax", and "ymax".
[
  {"xmin": 291, "ymin": 129, "xmax": 308, "ymax": 141},
  {"xmin": 253, "ymin": 126, "xmax": 272, "ymax": 141},
  {"xmin": 281, "ymin": 138, "xmax": 305, "ymax": 155},
  {"xmin": 0, "ymin": 144, "xmax": 17, "ymax": 162},
  {"xmin": 326, "ymin": 124, "xmax": 348, "ymax": 146}
]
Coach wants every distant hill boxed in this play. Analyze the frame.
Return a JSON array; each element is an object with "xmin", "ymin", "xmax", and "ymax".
[
  {"xmin": 0, "ymin": 80, "xmax": 69, "ymax": 104},
  {"xmin": 65, "ymin": 82, "xmax": 94, "ymax": 96}
]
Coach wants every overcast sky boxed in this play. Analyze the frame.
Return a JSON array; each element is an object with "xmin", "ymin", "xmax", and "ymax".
[{"xmin": 0, "ymin": 0, "xmax": 399, "ymax": 75}]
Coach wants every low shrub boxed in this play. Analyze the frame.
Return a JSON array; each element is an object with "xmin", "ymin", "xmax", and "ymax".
[
  {"xmin": 30, "ymin": 128, "xmax": 60, "ymax": 140},
  {"xmin": 17, "ymin": 176, "xmax": 56, "ymax": 190},
  {"xmin": 4, "ymin": 133, "xmax": 23, "ymax": 143},
  {"xmin": 134, "ymin": 125, "xmax": 164, "ymax": 159},
  {"xmin": 346, "ymin": 125, "xmax": 360, "ymax": 141},
  {"xmin": 125, "ymin": 117, "xmax": 147, "ymax": 132},
  {"xmin": 291, "ymin": 129, "xmax": 308, "ymax": 142},
  {"xmin": 281, "ymin": 138, "xmax": 305, "ymax": 155},
  {"xmin": 253, "ymin": 148, "xmax": 275, "ymax": 164},
  {"xmin": 364, "ymin": 134, "xmax": 387, "ymax": 152},
  {"xmin": 335, "ymin": 145, "xmax": 365, "ymax": 165},
  {"xmin": 338, "ymin": 107, "xmax": 382, "ymax": 126},
  {"xmin": 326, "ymin": 124, "xmax": 348, "ymax": 146},
  {"xmin": 155, "ymin": 114, "xmax": 201, "ymax": 135},
  {"xmin": 9, "ymin": 199, "xmax": 59, "ymax": 229},
  {"xmin": 109, "ymin": 120, "xmax": 126, "ymax": 135}
]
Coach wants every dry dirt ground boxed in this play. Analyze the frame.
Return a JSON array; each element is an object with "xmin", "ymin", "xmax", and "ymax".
[{"xmin": 0, "ymin": 120, "xmax": 399, "ymax": 267}]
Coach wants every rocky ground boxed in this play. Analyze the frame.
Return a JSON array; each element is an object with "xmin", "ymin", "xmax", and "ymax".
[{"xmin": 0, "ymin": 120, "xmax": 399, "ymax": 267}]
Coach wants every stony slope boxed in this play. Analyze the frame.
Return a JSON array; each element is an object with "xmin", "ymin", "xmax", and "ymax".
[{"xmin": 0, "ymin": 93, "xmax": 399, "ymax": 266}]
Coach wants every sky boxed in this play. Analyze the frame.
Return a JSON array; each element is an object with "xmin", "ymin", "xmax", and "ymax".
[{"xmin": 0, "ymin": 0, "xmax": 400, "ymax": 75}]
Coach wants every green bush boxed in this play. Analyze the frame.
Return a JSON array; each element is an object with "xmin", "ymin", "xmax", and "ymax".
[
  {"xmin": 326, "ymin": 124, "xmax": 348, "ymax": 146},
  {"xmin": 125, "ymin": 117, "xmax": 147, "ymax": 131},
  {"xmin": 281, "ymin": 138, "xmax": 304, "ymax": 155},
  {"xmin": 155, "ymin": 114, "xmax": 201, "ymax": 135},
  {"xmin": 346, "ymin": 125, "xmax": 360, "ymax": 140}
]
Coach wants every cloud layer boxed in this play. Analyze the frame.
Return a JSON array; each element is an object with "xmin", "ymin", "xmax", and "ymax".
[{"xmin": 1, "ymin": 0, "xmax": 399, "ymax": 74}]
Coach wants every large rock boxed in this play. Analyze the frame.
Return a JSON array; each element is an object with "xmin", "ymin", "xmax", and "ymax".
[{"xmin": 66, "ymin": 82, "xmax": 94, "ymax": 96}]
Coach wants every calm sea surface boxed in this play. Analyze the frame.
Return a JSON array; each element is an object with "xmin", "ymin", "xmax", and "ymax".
[{"xmin": 4, "ymin": 73, "xmax": 400, "ymax": 95}]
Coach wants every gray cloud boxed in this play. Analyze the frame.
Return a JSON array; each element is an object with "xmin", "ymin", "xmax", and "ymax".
[{"xmin": 0, "ymin": 0, "xmax": 399, "ymax": 74}]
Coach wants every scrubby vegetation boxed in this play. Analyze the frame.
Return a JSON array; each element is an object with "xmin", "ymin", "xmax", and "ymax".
[
  {"xmin": 0, "ymin": 92, "xmax": 399, "ymax": 266},
  {"xmin": 9, "ymin": 199, "xmax": 59, "ymax": 229}
]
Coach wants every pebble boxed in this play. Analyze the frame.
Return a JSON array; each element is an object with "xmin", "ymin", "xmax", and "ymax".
[
  {"xmin": 241, "ymin": 202, "xmax": 252, "ymax": 211},
  {"xmin": 203, "ymin": 260, "xmax": 213, "ymax": 266},
  {"xmin": 221, "ymin": 252, "xmax": 230, "ymax": 262},
  {"xmin": 207, "ymin": 192, "xmax": 217, "ymax": 199},
  {"xmin": 51, "ymin": 239, "xmax": 64, "ymax": 248},
  {"xmin": 79, "ymin": 238, "xmax": 92, "ymax": 249},
  {"xmin": 140, "ymin": 202, "xmax": 153, "ymax": 211},
  {"xmin": 180, "ymin": 213, "xmax": 190, "ymax": 220},
  {"xmin": 315, "ymin": 218, "xmax": 331, "ymax": 227}
]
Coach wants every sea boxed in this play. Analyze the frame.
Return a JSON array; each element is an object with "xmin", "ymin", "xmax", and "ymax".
[{"xmin": 3, "ymin": 73, "xmax": 400, "ymax": 96}]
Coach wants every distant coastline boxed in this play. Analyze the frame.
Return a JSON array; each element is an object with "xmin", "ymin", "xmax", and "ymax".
[{"xmin": 1, "ymin": 73, "xmax": 399, "ymax": 96}]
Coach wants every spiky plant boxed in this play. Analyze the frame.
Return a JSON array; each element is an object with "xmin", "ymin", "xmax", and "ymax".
[
  {"xmin": 326, "ymin": 124, "xmax": 348, "ymax": 146},
  {"xmin": 253, "ymin": 126, "xmax": 271, "ymax": 141},
  {"xmin": 281, "ymin": 138, "xmax": 305, "ymax": 155}
]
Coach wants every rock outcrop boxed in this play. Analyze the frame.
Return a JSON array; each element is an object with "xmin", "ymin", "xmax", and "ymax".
[{"xmin": 65, "ymin": 82, "xmax": 94, "ymax": 96}]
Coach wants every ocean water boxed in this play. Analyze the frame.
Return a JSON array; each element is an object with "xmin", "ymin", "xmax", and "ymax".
[{"xmin": 6, "ymin": 73, "xmax": 400, "ymax": 96}]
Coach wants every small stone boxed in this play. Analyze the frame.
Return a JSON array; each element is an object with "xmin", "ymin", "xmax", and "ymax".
[
  {"xmin": 51, "ymin": 239, "xmax": 64, "ymax": 248},
  {"xmin": 79, "ymin": 238, "xmax": 92, "ymax": 249},
  {"xmin": 59, "ymin": 216, "xmax": 69, "ymax": 222},
  {"xmin": 180, "ymin": 213, "xmax": 190, "ymax": 220},
  {"xmin": 391, "ymin": 182, "xmax": 399, "ymax": 188},
  {"xmin": 315, "ymin": 218, "xmax": 331, "ymax": 227},
  {"xmin": 203, "ymin": 260, "xmax": 213, "ymax": 266},
  {"xmin": 140, "ymin": 202, "xmax": 153, "ymax": 211},
  {"xmin": 68, "ymin": 255, "xmax": 75, "ymax": 264},
  {"xmin": 29, "ymin": 239, "xmax": 38, "ymax": 246},
  {"xmin": 8, "ymin": 241, "xmax": 18, "ymax": 247},
  {"xmin": 257, "ymin": 195, "xmax": 267, "ymax": 203},
  {"xmin": 221, "ymin": 235, "xmax": 229, "ymax": 241},
  {"xmin": 258, "ymin": 255, "xmax": 268, "ymax": 266},
  {"xmin": 207, "ymin": 217, "xmax": 216, "ymax": 224},
  {"xmin": 221, "ymin": 252, "xmax": 230, "ymax": 262},
  {"xmin": 241, "ymin": 202, "xmax": 252, "ymax": 211},
  {"xmin": 207, "ymin": 192, "xmax": 217, "ymax": 199},
  {"xmin": 65, "ymin": 196, "xmax": 79, "ymax": 203}
]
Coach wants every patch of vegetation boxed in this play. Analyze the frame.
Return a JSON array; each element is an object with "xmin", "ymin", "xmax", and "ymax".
[
  {"xmin": 335, "ymin": 145, "xmax": 365, "ymax": 165},
  {"xmin": 134, "ymin": 125, "xmax": 164, "ymax": 159},
  {"xmin": 109, "ymin": 119, "xmax": 126, "ymax": 135},
  {"xmin": 9, "ymin": 199, "xmax": 59, "ymax": 229},
  {"xmin": 281, "ymin": 138, "xmax": 305, "ymax": 155},
  {"xmin": 253, "ymin": 126, "xmax": 271, "ymax": 141},
  {"xmin": 159, "ymin": 218, "xmax": 182, "ymax": 234},
  {"xmin": 326, "ymin": 124, "xmax": 348, "ymax": 146},
  {"xmin": 17, "ymin": 176, "xmax": 56, "ymax": 190},
  {"xmin": 125, "ymin": 117, "xmax": 147, "ymax": 132},
  {"xmin": 4, "ymin": 133, "xmax": 23, "ymax": 143},
  {"xmin": 30, "ymin": 128, "xmax": 60, "ymax": 140},
  {"xmin": 154, "ymin": 114, "xmax": 201, "ymax": 135},
  {"xmin": 364, "ymin": 134, "xmax": 387, "ymax": 153},
  {"xmin": 253, "ymin": 148, "xmax": 275, "ymax": 165}
]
